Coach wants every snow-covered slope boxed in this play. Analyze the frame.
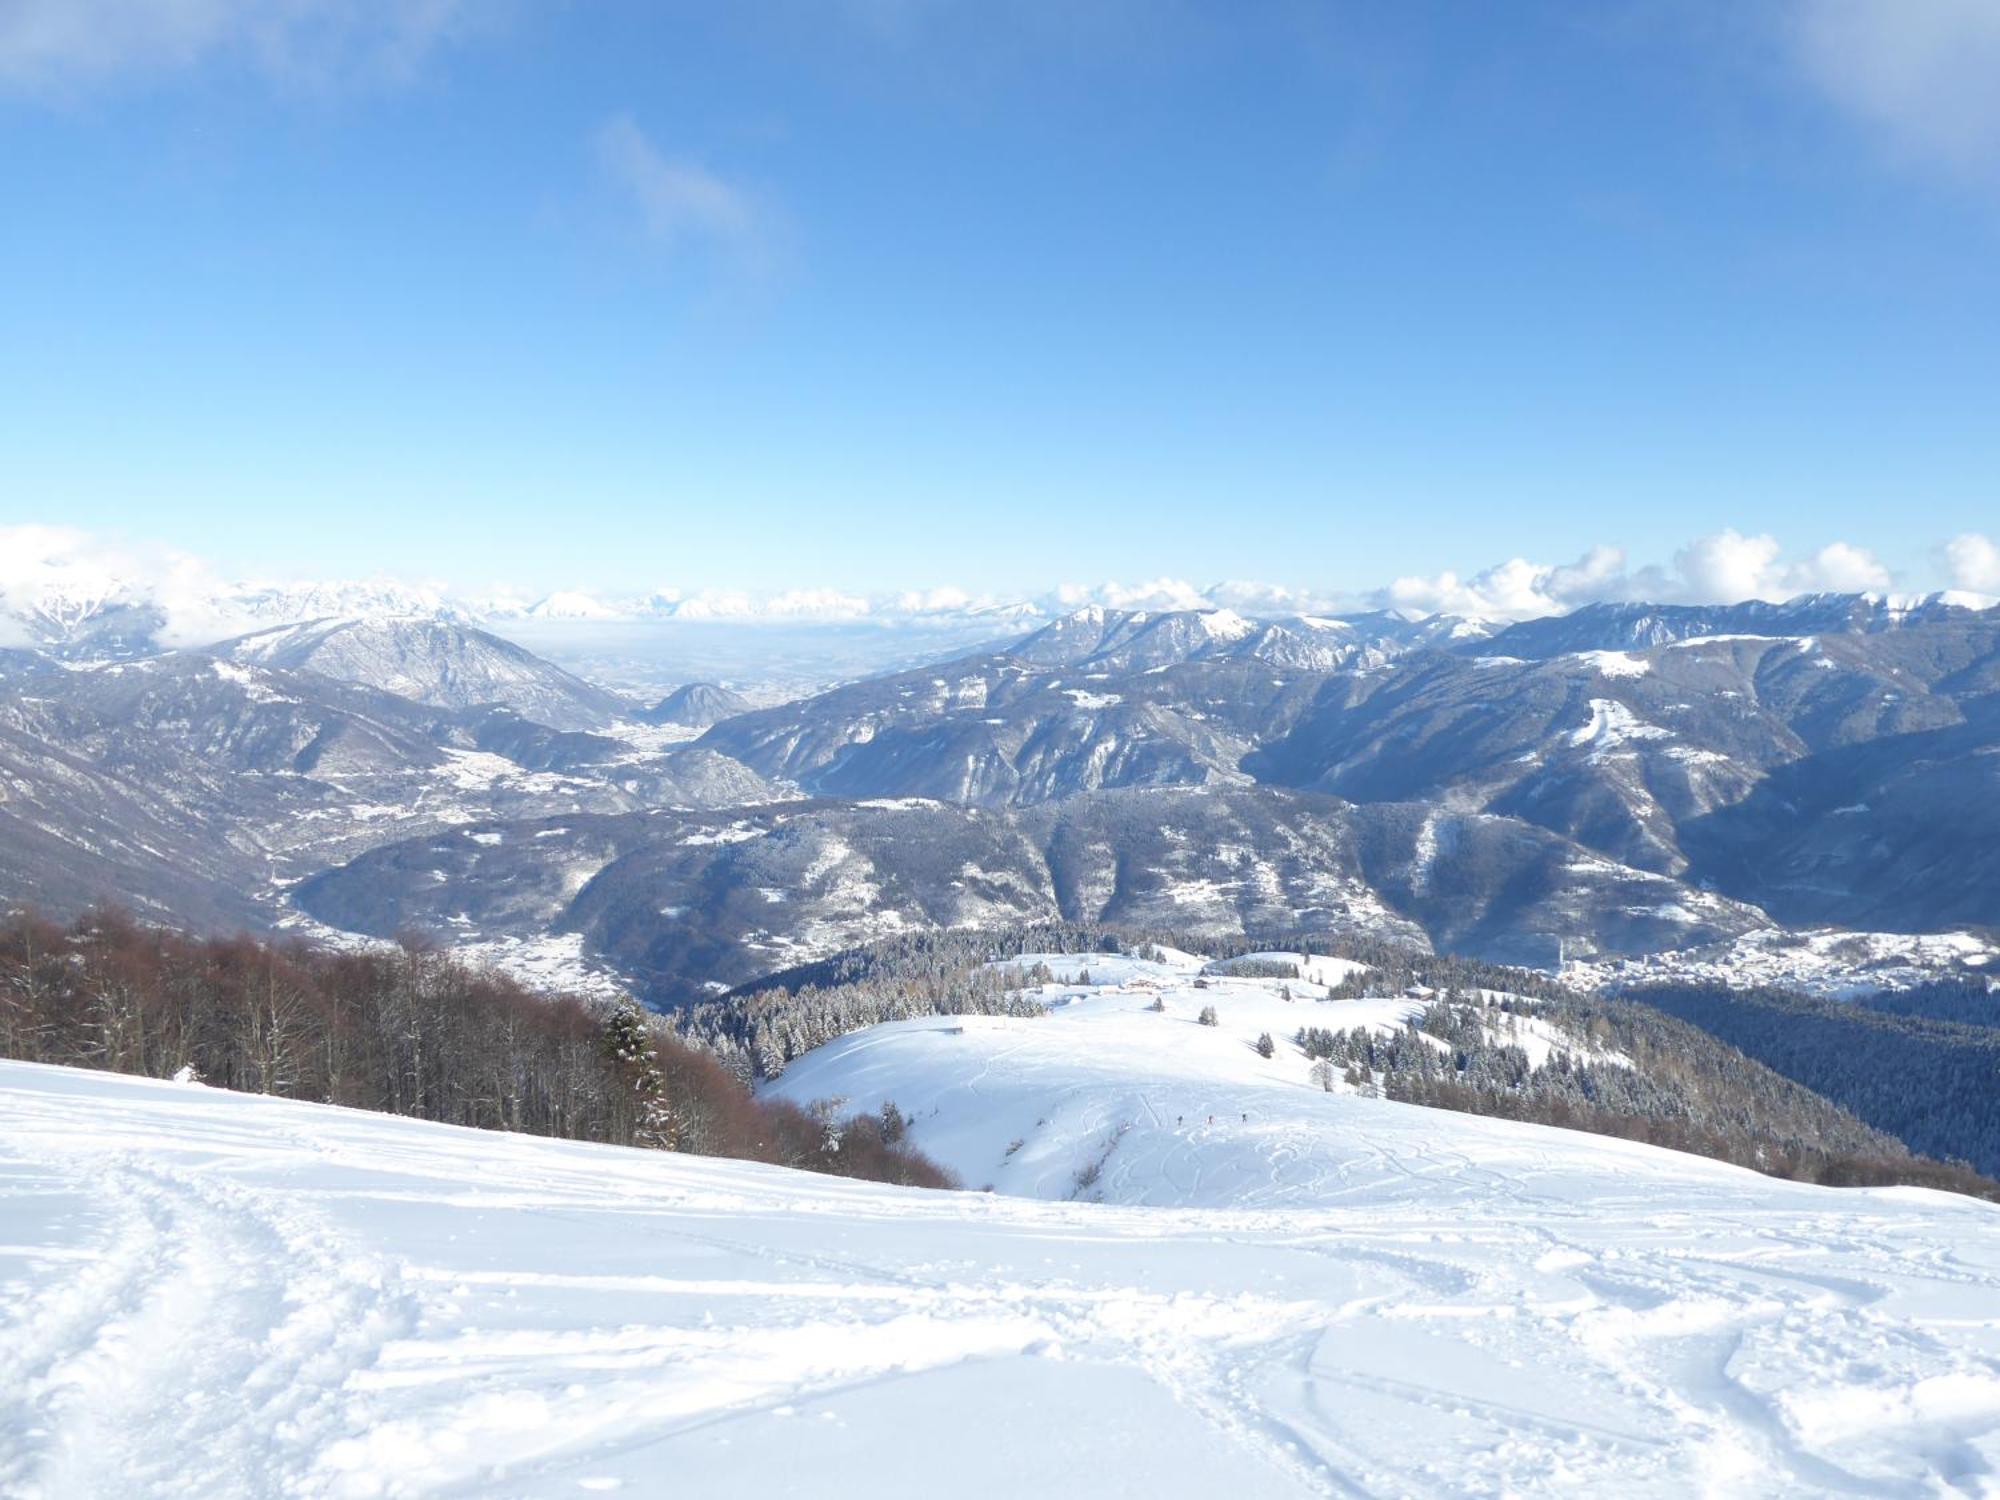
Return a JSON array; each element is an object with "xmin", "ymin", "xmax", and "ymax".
[
  {"xmin": 767, "ymin": 954, "xmax": 1461, "ymax": 1206},
  {"xmin": 215, "ymin": 616, "xmax": 632, "ymax": 730},
  {"xmin": 10, "ymin": 1022, "xmax": 2000, "ymax": 1494}
]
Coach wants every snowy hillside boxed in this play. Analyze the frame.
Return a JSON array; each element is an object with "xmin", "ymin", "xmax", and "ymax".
[
  {"xmin": 749, "ymin": 952, "xmax": 1807, "ymax": 1207},
  {"xmin": 10, "ymin": 1028, "xmax": 2000, "ymax": 1494},
  {"xmin": 762, "ymin": 949, "xmax": 1479, "ymax": 1206},
  {"xmin": 214, "ymin": 617, "xmax": 632, "ymax": 730}
]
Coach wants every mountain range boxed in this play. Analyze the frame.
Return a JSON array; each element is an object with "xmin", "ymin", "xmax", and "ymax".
[{"xmin": 0, "ymin": 589, "xmax": 1995, "ymax": 1002}]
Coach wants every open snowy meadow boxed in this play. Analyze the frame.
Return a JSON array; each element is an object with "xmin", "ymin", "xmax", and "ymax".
[{"xmin": 7, "ymin": 956, "xmax": 2000, "ymax": 1496}]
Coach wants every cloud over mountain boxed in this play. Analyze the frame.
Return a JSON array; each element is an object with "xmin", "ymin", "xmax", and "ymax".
[
  {"xmin": 0, "ymin": 522, "xmax": 1972, "ymax": 650},
  {"xmin": 1944, "ymin": 533, "xmax": 2000, "ymax": 593},
  {"xmin": 1382, "ymin": 532, "xmax": 1897, "ymax": 622}
]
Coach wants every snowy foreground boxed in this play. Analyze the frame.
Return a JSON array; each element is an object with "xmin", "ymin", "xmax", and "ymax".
[{"xmin": 9, "ymin": 969, "xmax": 2000, "ymax": 1497}]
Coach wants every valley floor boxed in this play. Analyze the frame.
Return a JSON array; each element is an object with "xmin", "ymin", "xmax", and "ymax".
[{"xmin": 7, "ymin": 1048, "xmax": 2000, "ymax": 1497}]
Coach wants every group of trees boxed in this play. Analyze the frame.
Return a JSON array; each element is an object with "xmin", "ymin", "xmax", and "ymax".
[
  {"xmin": 1287, "ymin": 989, "xmax": 1998, "ymax": 1196},
  {"xmin": 0, "ymin": 908, "xmax": 952, "ymax": 1188},
  {"xmin": 672, "ymin": 921, "xmax": 1445, "ymax": 1080},
  {"xmin": 676, "ymin": 957, "xmax": 1048, "ymax": 1080}
]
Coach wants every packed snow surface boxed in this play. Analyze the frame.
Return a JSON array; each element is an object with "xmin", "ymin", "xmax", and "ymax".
[{"xmin": 9, "ymin": 955, "xmax": 2000, "ymax": 1497}]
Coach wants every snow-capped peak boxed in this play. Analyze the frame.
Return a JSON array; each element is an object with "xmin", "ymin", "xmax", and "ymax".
[
  {"xmin": 524, "ymin": 590, "xmax": 620, "ymax": 621},
  {"xmin": 1197, "ymin": 607, "xmax": 1253, "ymax": 640}
]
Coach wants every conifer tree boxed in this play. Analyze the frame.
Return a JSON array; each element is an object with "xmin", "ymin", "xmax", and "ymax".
[{"xmin": 604, "ymin": 1000, "xmax": 681, "ymax": 1150}]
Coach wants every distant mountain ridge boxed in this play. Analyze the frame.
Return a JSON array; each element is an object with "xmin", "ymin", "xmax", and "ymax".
[
  {"xmin": 694, "ymin": 597, "xmax": 2000, "ymax": 936},
  {"xmin": 1469, "ymin": 593, "xmax": 1997, "ymax": 660},
  {"xmin": 212, "ymin": 616, "xmax": 634, "ymax": 730},
  {"xmin": 642, "ymin": 681, "xmax": 753, "ymax": 728},
  {"xmin": 4, "ymin": 586, "xmax": 1998, "ymax": 1010}
]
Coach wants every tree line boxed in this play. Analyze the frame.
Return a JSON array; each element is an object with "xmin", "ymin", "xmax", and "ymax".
[
  {"xmin": 0, "ymin": 908, "xmax": 952, "ymax": 1189},
  {"xmin": 678, "ymin": 921, "xmax": 1585, "ymax": 1082},
  {"xmin": 1288, "ymin": 990, "xmax": 1997, "ymax": 1196}
]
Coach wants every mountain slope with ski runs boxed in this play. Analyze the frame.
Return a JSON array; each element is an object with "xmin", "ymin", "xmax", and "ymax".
[{"xmin": 6, "ymin": 951, "xmax": 2000, "ymax": 1497}]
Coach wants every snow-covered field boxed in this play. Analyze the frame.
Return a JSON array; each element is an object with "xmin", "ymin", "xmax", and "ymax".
[{"xmin": 9, "ymin": 957, "xmax": 2000, "ymax": 1496}]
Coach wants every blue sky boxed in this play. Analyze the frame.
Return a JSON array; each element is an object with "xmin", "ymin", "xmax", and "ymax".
[{"xmin": 3, "ymin": 1, "xmax": 1998, "ymax": 609}]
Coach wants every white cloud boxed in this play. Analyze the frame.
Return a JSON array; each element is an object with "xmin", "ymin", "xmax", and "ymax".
[
  {"xmin": 596, "ymin": 115, "xmax": 771, "ymax": 272},
  {"xmin": 1543, "ymin": 544, "xmax": 1628, "ymax": 601},
  {"xmin": 662, "ymin": 587, "xmax": 873, "ymax": 622},
  {"xmin": 760, "ymin": 588, "xmax": 873, "ymax": 619},
  {"xmin": 1383, "ymin": 547, "xmax": 1632, "ymax": 621},
  {"xmin": 1943, "ymin": 532, "xmax": 2000, "ymax": 592},
  {"xmin": 893, "ymin": 586, "xmax": 974, "ymax": 614},
  {"xmin": 1670, "ymin": 529, "xmax": 1786, "ymax": 602},
  {"xmin": 1055, "ymin": 577, "xmax": 1211, "ymax": 612},
  {"xmin": 1204, "ymin": 580, "xmax": 1313, "ymax": 613},
  {"xmin": 0, "ymin": 523, "xmax": 1975, "ymax": 651},
  {"xmin": 1379, "ymin": 531, "xmax": 1895, "ymax": 621},
  {"xmin": 1797, "ymin": 539, "xmax": 1892, "ymax": 592},
  {"xmin": 1670, "ymin": 529, "xmax": 1890, "ymax": 602},
  {"xmin": 0, "ymin": 523, "xmax": 233, "ymax": 645},
  {"xmin": 0, "ymin": 0, "xmax": 481, "ymax": 92},
  {"xmin": 1790, "ymin": 0, "xmax": 2000, "ymax": 177}
]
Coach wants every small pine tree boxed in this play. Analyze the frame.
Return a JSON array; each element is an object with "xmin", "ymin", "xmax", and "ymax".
[
  {"xmin": 810, "ymin": 1096, "xmax": 849, "ymax": 1154},
  {"xmin": 603, "ymin": 999, "xmax": 654, "ymax": 1070},
  {"xmin": 1197, "ymin": 1004, "xmax": 1218, "ymax": 1027},
  {"xmin": 1255, "ymin": 1032, "xmax": 1275, "ymax": 1059},
  {"xmin": 879, "ymin": 1099, "xmax": 907, "ymax": 1145},
  {"xmin": 1077, "ymin": 967, "xmax": 1093, "ymax": 986},
  {"xmin": 1147, "ymin": 995, "xmax": 1166, "ymax": 1013}
]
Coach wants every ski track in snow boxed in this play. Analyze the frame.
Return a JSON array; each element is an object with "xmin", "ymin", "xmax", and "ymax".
[{"xmin": 6, "ymin": 1016, "xmax": 2000, "ymax": 1496}]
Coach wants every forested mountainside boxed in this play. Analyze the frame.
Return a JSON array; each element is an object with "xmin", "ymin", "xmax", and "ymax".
[{"xmin": 1635, "ymin": 980, "xmax": 2000, "ymax": 1177}]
